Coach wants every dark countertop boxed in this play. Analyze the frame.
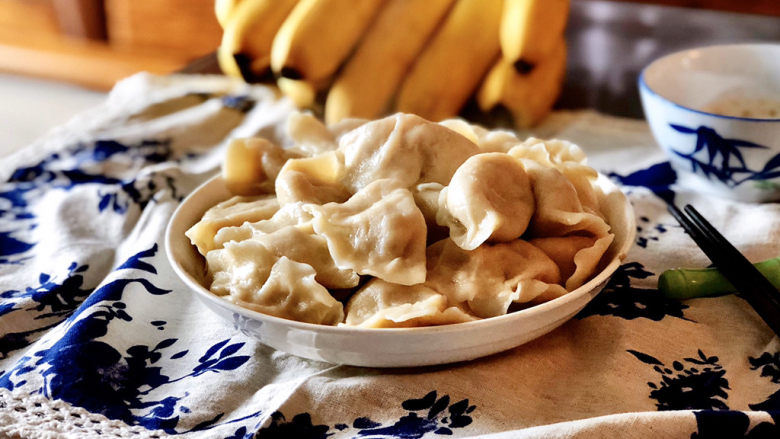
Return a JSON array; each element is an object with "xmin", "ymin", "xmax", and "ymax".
[{"xmin": 562, "ymin": 0, "xmax": 780, "ymax": 118}]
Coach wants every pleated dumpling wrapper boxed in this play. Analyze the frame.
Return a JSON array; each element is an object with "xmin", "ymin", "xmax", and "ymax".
[
  {"xmin": 308, "ymin": 179, "xmax": 428, "ymax": 285},
  {"xmin": 185, "ymin": 195, "xmax": 279, "ymax": 255},
  {"xmin": 345, "ymin": 238, "xmax": 566, "ymax": 327}
]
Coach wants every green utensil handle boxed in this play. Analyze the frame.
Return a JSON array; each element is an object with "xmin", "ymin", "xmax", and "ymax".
[{"xmin": 658, "ymin": 257, "xmax": 780, "ymax": 300}]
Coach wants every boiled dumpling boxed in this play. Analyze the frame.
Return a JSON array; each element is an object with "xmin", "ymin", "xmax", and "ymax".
[
  {"xmin": 509, "ymin": 139, "xmax": 602, "ymax": 216},
  {"xmin": 509, "ymin": 137, "xmax": 588, "ymax": 167},
  {"xmin": 186, "ymin": 195, "xmax": 279, "ymax": 255},
  {"xmin": 328, "ymin": 116, "xmax": 369, "ymax": 138},
  {"xmin": 557, "ymin": 162, "xmax": 602, "ymax": 217},
  {"xmin": 309, "ymin": 179, "xmax": 427, "ymax": 285},
  {"xmin": 212, "ymin": 202, "xmax": 311, "ymax": 247},
  {"xmin": 274, "ymin": 151, "xmax": 351, "ymax": 206},
  {"xmin": 436, "ymin": 119, "xmax": 483, "ymax": 144},
  {"xmin": 437, "ymin": 153, "xmax": 534, "ymax": 250},
  {"xmin": 222, "ymin": 137, "xmax": 296, "ymax": 195},
  {"xmin": 248, "ymin": 225, "xmax": 359, "ymax": 290},
  {"xmin": 212, "ymin": 203, "xmax": 358, "ymax": 289},
  {"xmin": 425, "ymin": 239, "xmax": 566, "ymax": 318},
  {"xmin": 285, "ymin": 111, "xmax": 369, "ymax": 156},
  {"xmin": 412, "ymin": 182, "xmax": 444, "ymax": 226},
  {"xmin": 529, "ymin": 236, "xmax": 595, "ymax": 284},
  {"xmin": 285, "ymin": 111, "xmax": 338, "ymax": 156},
  {"xmin": 225, "ymin": 255, "xmax": 344, "ymax": 325},
  {"xmin": 522, "ymin": 159, "xmax": 611, "ymax": 239},
  {"xmin": 207, "ymin": 239, "xmax": 277, "ymax": 298},
  {"xmin": 530, "ymin": 234, "xmax": 613, "ymax": 291},
  {"xmin": 344, "ymin": 279, "xmax": 477, "ymax": 328},
  {"xmin": 520, "ymin": 158, "xmax": 613, "ymax": 290},
  {"xmin": 411, "ymin": 182, "xmax": 449, "ymax": 243},
  {"xmin": 207, "ymin": 240, "xmax": 343, "ymax": 325},
  {"xmin": 566, "ymin": 234, "xmax": 613, "ymax": 290},
  {"xmin": 438, "ymin": 118, "xmax": 521, "ymax": 153},
  {"xmin": 338, "ymin": 113, "xmax": 479, "ymax": 191}
]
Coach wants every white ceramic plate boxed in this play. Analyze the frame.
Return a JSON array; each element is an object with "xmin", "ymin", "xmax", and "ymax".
[{"xmin": 165, "ymin": 174, "xmax": 635, "ymax": 368}]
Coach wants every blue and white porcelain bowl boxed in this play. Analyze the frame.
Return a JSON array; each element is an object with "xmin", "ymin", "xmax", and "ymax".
[{"xmin": 639, "ymin": 43, "xmax": 780, "ymax": 202}]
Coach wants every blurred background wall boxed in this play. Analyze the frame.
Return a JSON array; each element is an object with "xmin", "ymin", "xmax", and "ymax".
[{"xmin": 0, "ymin": 0, "xmax": 222, "ymax": 89}]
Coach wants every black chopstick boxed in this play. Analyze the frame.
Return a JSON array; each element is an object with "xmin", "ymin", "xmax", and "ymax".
[
  {"xmin": 667, "ymin": 204, "xmax": 720, "ymax": 261},
  {"xmin": 668, "ymin": 203, "xmax": 780, "ymax": 335}
]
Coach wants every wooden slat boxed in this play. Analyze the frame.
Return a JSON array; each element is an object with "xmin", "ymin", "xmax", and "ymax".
[
  {"xmin": 0, "ymin": 0, "xmax": 61, "ymax": 38},
  {"xmin": 0, "ymin": 29, "xmax": 189, "ymax": 90},
  {"xmin": 104, "ymin": 0, "xmax": 222, "ymax": 58},
  {"xmin": 51, "ymin": 0, "xmax": 107, "ymax": 40}
]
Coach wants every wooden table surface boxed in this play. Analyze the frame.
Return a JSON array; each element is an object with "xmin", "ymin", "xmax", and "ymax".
[{"xmin": 560, "ymin": 0, "xmax": 780, "ymax": 118}]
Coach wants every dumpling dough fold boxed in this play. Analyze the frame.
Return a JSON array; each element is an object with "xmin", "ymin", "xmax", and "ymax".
[
  {"xmin": 531, "ymin": 234, "xmax": 614, "ymax": 291},
  {"xmin": 275, "ymin": 151, "xmax": 351, "ymax": 206},
  {"xmin": 509, "ymin": 138, "xmax": 602, "ymax": 216},
  {"xmin": 522, "ymin": 159, "xmax": 611, "ymax": 239},
  {"xmin": 186, "ymin": 195, "xmax": 279, "ymax": 255},
  {"xmin": 207, "ymin": 240, "xmax": 343, "ymax": 325},
  {"xmin": 344, "ymin": 279, "xmax": 477, "ymax": 328},
  {"xmin": 222, "ymin": 138, "xmax": 296, "ymax": 195},
  {"xmin": 309, "ymin": 179, "xmax": 427, "ymax": 285},
  {"xmin": 212, "ymin": 203, "xmax": 359, "ymax": 290},
  {"xmin": 437, "ymin": 153, "xmax": 534, "ymax": 250},
  {"xmin": 425, "ymin": 239, "xmax": 566, "ymax": 318},
  {"xmin": 339, "ymin": 113, "xmax": 479, "ymax": 191}
]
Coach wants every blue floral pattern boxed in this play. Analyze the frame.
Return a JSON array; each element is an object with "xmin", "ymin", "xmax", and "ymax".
[
  {"xmin": 0, "ymin": 245, "xmax": 260, "ymax": 434},
  {"xmin": 577, "ymin": 262, "xmax": 690, "ymax": 321},
  {"xmin": 630, "ymin": 348, "xmax": 780, "ymax": 438},
  {"xmin": 609, "ymin": 161, "xmax": 678, "ymax": 204},
  {"xmin": 749, "ymin": 352, "xmax": 780, "ymax": 411},
  {"xmin": 692, "ymin": 410, "xmax": 779, "ymax": 438},
  {"xmin": 256, "ymin": 391, "xmax": 475, "ymax": 439},
  {"xmin": 635, "ymin": 215, "xmax": 671, "ymax": 249},
  {"xmin": 629, "ymin": 349, "xmax": 729, "ymax": 411},
  {"xmin": 0, "ymin": 90, "xmax": 273, "ymax": 434},
  {"xmin": 0, "ymin": 138, "xmax": 181, "ymax": 265},
  {"xmin": 0, "ymin": 261, "xmax": 92, "ymax": 359}
]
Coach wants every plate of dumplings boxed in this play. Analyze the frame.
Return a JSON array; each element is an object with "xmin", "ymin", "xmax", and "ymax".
[{"xmin": 166, "ymin": 113, "xmax": 636, "ymax": 367}]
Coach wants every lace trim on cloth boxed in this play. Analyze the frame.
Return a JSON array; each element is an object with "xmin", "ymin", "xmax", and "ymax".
[{"xmin": 0, "ymin": 388, "xmax": 169, "ymax": 439}]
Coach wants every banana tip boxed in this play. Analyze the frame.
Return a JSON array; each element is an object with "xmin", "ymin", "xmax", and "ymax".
[{"xmin": 279, "ymin": 66, "xmax": 304, "ymax": 80}]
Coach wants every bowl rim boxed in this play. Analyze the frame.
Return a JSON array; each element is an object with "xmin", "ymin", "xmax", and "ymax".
[
  {"xmin": 165, "ymin": 173, "xmax": 636, "ymax": 336},
  {"xmin": 638, "ymin": 42, "xmax": 780, "ymax": 123}
]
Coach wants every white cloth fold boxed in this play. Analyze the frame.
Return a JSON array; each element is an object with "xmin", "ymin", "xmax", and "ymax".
[{"xmin": 1, "ymin": 73, "xmax": 778, "ymax": 438}]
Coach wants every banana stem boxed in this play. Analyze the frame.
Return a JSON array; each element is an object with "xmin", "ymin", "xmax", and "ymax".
[{"xmin": 658, "ymin": 257, "xmax": 780, "ymax": 299}]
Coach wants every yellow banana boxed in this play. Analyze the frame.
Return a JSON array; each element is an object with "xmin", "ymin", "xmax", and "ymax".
[
  {"xmin": 395, "ymin": 0, "xmax": 503, "ymax": 122},
  {"xmin": 324, "ymin": 0, "xmax": 456, "ymax": 125},
  {"xmin": 217, "ymin": 39, "xmax": 242, "ymax": 78},
  {"xmin": 500, "ymin": 0, "xmax": 569, "ymax": 66},
  {"xmin": 270, "ymin": 0, "xmax": 386, "ymax": 83},
  {"xmin": 277, "ymin": 77, "xmax": 319, "ymax": 108},
  {"xmin": 477, "ymin": 37, "xmax": 567, "ymax": 128},
  {"xmin": 217, "ymin": 0, "xmax": 299, "ymax": 81},
  {"xmin": 215, "ymin": 0, "xmax": 242, "ymax": 28}
]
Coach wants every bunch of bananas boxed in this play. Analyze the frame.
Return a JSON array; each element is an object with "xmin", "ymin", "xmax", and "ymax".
[{"xmin": 216, "ymin": 0, "xmax": 569, "ymax": 128}]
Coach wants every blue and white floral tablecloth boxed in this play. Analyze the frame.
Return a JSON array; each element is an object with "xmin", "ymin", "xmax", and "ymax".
[{"xmin": 1, "ymin": 74, "xmax": 779, "ymax": 438}]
